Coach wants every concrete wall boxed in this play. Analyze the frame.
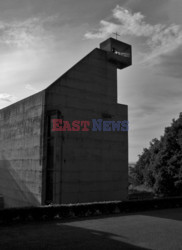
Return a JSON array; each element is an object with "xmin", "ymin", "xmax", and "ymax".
[
  {"xmin": 0, "ymin": 42, "xmax": 129, "ymax": 207},
  {"xmin": 0, "ymin": 91, "xmax": 45, "ymax": 207},
  {"xmin": 44, "ymin": 48, "xmax": 128, "ymax": 204}
]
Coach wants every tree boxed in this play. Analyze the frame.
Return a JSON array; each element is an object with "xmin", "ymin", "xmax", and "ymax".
[{"xmin": 131, "ymin": 113, "xmax": 182, "ymax": 196}]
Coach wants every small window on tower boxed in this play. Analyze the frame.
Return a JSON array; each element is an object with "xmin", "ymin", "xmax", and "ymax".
[{"xmin": 112, "ymin": 48, "xmax": 116, "ymax": 53}]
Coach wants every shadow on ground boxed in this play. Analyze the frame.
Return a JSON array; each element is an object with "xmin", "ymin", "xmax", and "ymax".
[
  {"xmin": 2, "ymin": 208, "xmax": 182, "ymax": 250},
  {"xmin": 0, "ymin": 221, "xmax": 150, "ymax": 250}
]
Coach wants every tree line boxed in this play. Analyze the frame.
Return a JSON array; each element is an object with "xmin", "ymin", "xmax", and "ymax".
[{"xmin": 130, "ymin": 113, "xmax": 182, "ymax": 196}]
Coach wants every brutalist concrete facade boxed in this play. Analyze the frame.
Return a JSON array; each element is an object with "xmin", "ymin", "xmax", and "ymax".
[
  {"xmin": 0, "ymin": 92, "xmax": 45, "ymax": 207},
  {"xmin": 0, "ymin": 38, "xmax": 132, "ymax": 207}
]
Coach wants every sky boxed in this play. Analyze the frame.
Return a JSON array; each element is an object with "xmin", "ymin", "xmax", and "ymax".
[{"xmin": 0, "ymin": 0, "xmax": 182, "ymax": 163}]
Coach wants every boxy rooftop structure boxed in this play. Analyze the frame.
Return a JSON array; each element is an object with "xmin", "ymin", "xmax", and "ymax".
[{"xmin": 0, "ymin": 38, "xmax": 132, "ymax": 208}]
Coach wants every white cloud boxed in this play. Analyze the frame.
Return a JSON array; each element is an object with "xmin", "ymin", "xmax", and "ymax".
[
  {"xmin": 0, "ymin": 93, "xmax": 17, "ymax": 103},
  {"xmin": 85, "ymin": 5, "xmax": 182, "ymax": 63},
  {"xmin": 25, "ymin": 84, "xmax": 39, "ymax": 92},
  {"xmin": 0, "ymin": 16, "xmax": 58, "ymax": 50},
  {"xmin": 85, "ymin": 20, "xmax": 119, "ymax": 39}
]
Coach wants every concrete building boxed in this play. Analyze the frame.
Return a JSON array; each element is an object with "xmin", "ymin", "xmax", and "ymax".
[{"xmin": 0, "ymin": 38, "xmax": 132, "ymax": 208}]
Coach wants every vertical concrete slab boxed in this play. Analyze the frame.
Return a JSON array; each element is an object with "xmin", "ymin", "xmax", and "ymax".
[{"xmin": 0, "ymin": 91, "xmax": 45, "ymax": 207}]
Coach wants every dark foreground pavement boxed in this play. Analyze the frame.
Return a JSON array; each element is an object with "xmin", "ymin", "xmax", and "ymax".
[{"xmin": 1, "ymin": 208, "xmax": 182, "ymax": 250}]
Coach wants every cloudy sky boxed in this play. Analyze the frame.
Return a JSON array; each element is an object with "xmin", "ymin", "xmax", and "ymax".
[{"xmin": 0, "ymin": 0, "xmax": 182, "ymax": 162}]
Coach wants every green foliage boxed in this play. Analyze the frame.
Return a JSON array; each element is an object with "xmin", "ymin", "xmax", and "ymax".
[{"xmin": 131, "ymin": 113, "xmax": 182, "ymax": 196}]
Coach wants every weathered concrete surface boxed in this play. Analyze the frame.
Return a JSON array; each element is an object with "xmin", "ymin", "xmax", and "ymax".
[
  {"xmin": 44, "ymin": 47, "xmax": 129, "ymax": 204},
  {"xmin": 0, "ymin": 38, "xmax": 131, "ymax": 207},
  {"xmin": 0, "ymin": 195, "xmax": 3, "ymax": 209},
  {"xmin": 0, "ymin": 92, "xmax": 45, "ymax": 207}
]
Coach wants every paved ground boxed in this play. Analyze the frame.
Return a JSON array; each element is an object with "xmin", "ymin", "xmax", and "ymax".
[{"xmin": 1, "ymin": 208, "xmax": 182, "ymax": 249}]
